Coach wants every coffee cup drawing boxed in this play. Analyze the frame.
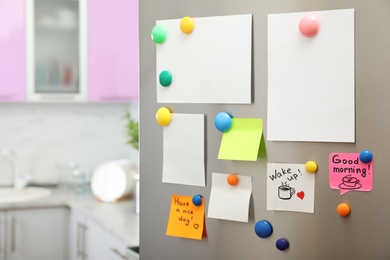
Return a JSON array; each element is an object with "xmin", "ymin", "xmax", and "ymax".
[
  {"xmin": 278, "ymin": 185, "xmax": 296, "ymax": 200},
  {"xmin": 339, "ymin": 174, "xmax": 362, "ymax": 189}
]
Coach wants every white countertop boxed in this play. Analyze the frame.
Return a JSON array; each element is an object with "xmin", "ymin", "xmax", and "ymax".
[{"xmin": 0, "ymin": 187, "xmax": 139, "ymax": 247}]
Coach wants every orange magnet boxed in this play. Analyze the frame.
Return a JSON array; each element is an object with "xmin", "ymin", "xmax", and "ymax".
[
  {"xmin": 337, "ymin": 203, "xmax": 350, "ymax": 217},
  {"xmin": 227, "ymin": 174, "xmax": 239, "ymax": 186}
]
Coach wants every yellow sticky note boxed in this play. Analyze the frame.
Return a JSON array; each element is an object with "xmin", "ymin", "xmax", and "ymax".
[
  {"xmin": 218, "ymin": 118, "xmax": 263, "ymax": 161},
  {"xmin": 166, "ymin": 195, "xmax": 205, "ymax": 240}
]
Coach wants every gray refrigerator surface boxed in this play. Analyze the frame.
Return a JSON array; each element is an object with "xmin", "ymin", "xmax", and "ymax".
[{"xmin": 140, "ymin": 0, "xmax": 390, "ymax": 259}]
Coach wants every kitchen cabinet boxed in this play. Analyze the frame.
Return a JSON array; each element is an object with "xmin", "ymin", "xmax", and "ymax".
[
  {"xmin": 26, "ymin": 0, "xmax": 88, "ymax": 102},
  {"xmin": 1, "ymin": 0, "xmax": 138, "ymax": 103},
  {"xmin": 0, "ymin": 0, "xmax": 26, "ymax": 102},
  {"xmin": 0, "ymin": 207, "xmax": 69, "ymax": 260},
  {"xmin": 70, "ymin": 210, "xmax": 104, "ymax": 260},
  {"xmin": 87, "ymin": 0, "xmax": 139, "ymax": 102},
  {"xmin": 70, "ymin": 209, "xmax": 138, "ymax": 260},
  {"xmin": 105, "ymin": 231, "xmax": 138, "ymax": 260}
]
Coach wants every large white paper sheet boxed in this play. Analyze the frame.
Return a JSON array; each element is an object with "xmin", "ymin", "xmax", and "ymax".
[
  {"xmin": 162, "ymin": 114, "xmax": 205, "ymax": 186},
  {"xmin": 267, "ymin": 163, "xmax": 315, "ymax": 213},
  {"xmin": 156, "ymin": 14, "xmax": 252, "ymax": 104},
  {"xmin": 267, "ymin": 9, "xmax": 355, "ymax": 142},
  {"xmin": 208, "ymin": 173, "xmax": 252, "ymax": 222}
]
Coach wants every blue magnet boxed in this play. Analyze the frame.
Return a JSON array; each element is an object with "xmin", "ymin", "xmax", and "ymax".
[
  {"xmin": 159, "ymin": 70, "xmax": 172, "ymax": 87},
  {"xmin": 214, "ymin": 112, "xmax": 233, "ymax": 132},
  {"xmin": 254, "ymin": 220, "xmax": 273, "ymax": 238},
  {"xmin": 276, "ymin": 238, "xmax": 289, "ymax": 251},
  {"xmin": 359, "ymin": 150, "xmax": 373, "ymax": 163},
  {"xmin": 192, "ymin": 194, "xmax": 203, "ymax": 206}
]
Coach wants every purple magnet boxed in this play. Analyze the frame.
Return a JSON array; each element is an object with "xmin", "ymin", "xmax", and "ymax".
[{"xmin": 276, "ymin": 238, "xmax": 289, "ymax": 251}]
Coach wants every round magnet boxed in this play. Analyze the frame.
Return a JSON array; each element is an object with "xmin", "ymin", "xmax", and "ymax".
[
  {"xmin": 151, "ymin": 25, "xmax": 167, "ymax": 44},
  {"xmin": 159, "ymin": 70, "xmax": 172, "ymax": 87},
  {"xmin": 192, "ymin": 194, "xmax": 203, "ymax": 206},
  {"xmin": 180, "ymin": 16, "xmax": 195, "ymax": 34},
  {"xmin": 276, "ymin": 238, "xmax": 289, "ymax": 251},
  {"xmin": 227, "ymin": 174, "xmax": 239, "ymax": 186},
  {"xmin": 305, "ymin": 161, "xmax": 318, "ymax": 173},
  {"xmin": 299, "ymin": 15, "xmax": 320, "ymax": 37},
  {"xmin": 359, "ymin": 150, "xmax": 373, "ymax": 163},
  {"xmin": 214, "ymin": 112, "xmax": 233, "ymax": 132},
  {"xmin": 156, "ymin": 107, "xmax": 172, "ymax": 126},
  {"xmin": 337, "ymin": 203, "xmax": 350, "ymax": 217},
  {"xmin": 254, "ymin": 220, "xmax": 273, "ymax": 238}
]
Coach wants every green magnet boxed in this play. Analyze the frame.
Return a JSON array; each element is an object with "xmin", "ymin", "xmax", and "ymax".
[
  {"xmin": 151, "ymin": 25, "xmax": 167, "ymax": 44},
  {"xmin": 159, "ymin": 70, "xmax": 172, "ymax": 87}
]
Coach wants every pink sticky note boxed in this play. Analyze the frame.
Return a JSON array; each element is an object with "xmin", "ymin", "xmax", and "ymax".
[{"xmin": 329, "ymin": 153, "xmax": 374, "ymax": 195}]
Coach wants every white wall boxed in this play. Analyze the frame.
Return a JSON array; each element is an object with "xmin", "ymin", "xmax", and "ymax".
[{"xmin": 0, "ymin": 102, "xmax": 138, "ymax": 184}]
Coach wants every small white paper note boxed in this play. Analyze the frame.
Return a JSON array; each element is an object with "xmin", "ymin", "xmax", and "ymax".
[
  {"xmin": 208, "ymin": 173, "xmax": 252, "ymax": 222},
  {"xmin": 267, "ymin": 9, "xmax": 355, "ymax": 142},
  {"xmin": 267, "ymin": 163, "xmax": 315, "ymax": 213},
  {"xmin": 156, "ymin": 14, "xmax": 252, "ymax": 104},
  {"xmin": 162, "ymin": 113, "xmax": 205, "ymax": 186}
]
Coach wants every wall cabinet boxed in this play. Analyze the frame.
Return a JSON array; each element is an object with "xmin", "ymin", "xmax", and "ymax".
[
  {"xmin": 70, "ymin": 209, "xmax": 138, "ymax": 260},
  {"xmin": 0, "ymin": 0, "xmax": 138, "ymax": 102},
  {"xmin": 26, "ymin": 0, "xmax": 88, "ymax": 102},
  {"xmin": 0, "ymin": 0, "xmax": 26, "ymax": 102},
  {"xmin": 88, "ymin": 0, "xmax": 139, "ymax": 102},
  {"xmin": 0, "ymin": 207, "xmax": 69, "ymax": 260}
]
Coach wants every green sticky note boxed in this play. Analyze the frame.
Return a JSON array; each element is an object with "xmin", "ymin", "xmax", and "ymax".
[{"xmin": 218, "ymin": 118, "xmax": 263, "ymax": 161}]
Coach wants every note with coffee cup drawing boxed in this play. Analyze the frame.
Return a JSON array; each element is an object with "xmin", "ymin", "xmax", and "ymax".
[
  {"xmin": 267, "ymin": 163, "xmax": 315, "ymax": 213},
  {"xmin": 329, "ymin": 152, "xmax": 374, "ymax": 195}
]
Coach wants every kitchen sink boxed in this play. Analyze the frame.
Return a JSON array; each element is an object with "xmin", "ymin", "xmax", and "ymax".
[{"xmin": 0, "ymin": 187, "xmax": 51, "ymax": 203}]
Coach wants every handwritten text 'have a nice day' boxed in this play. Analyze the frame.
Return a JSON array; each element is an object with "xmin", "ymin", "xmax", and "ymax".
[{"xmin": 174, "ymin": 197, "xmax": 195, "ymax": 226}]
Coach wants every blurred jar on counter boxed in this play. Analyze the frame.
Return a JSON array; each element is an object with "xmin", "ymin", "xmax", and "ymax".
[{"xmin": 56, "ymin": 161, "xmax": 90, "ymax": 195}]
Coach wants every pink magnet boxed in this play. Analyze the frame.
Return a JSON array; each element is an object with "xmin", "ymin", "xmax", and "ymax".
[{"xmin": 299, "ymin": 15, "xmax": 320, "ymax": 37}]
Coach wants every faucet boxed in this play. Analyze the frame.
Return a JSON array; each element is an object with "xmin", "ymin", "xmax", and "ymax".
[{"xmin": 0, "ymin": 149, "xmax": 28, "ymax": 190}]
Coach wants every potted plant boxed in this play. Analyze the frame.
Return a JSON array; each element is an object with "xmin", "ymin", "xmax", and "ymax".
[
  {"xmin": 124, "ymin": 111, "xmax": 139, "ymax": 150},
  {"xmin": 123, "ymin": 110, "xmax": 140, "ymax": 214}
]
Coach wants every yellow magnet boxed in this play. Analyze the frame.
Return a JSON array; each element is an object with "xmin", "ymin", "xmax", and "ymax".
[
  {"xmin": 180, "ymin": 16, "xmax": 195, "ymax": 34},
  {"xmin": 156, "ymin": 107, "xmax": 172, "ymax": 126},
  {"xmin": 305, "ymin": 160, "xmax": 318, "ymax": 173}
]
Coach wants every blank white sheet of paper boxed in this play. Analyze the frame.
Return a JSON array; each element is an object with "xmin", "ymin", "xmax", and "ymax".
[
  {"xmin": 162, "ymin": 113, "xmax": 205, "ymax": 186},
  {"xmin": 156, "ymin": 14, "xmax": 252, "ymax": 104},
  {"xmin": 207, "ymin": 173, "xmax": 252, "ymax": 222},
  {"xmin": 267, "ymin": 9, "xmax": 355, "ymax": 142}
]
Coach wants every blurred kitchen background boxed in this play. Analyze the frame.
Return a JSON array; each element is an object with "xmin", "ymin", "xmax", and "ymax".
[
  {"xmin": 0, "ymin": 0, "xmax": 140, "ymax": 258},
  {"xmin": 0, "ymin": 102, "xmax": 139, "ymax": 185}
]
